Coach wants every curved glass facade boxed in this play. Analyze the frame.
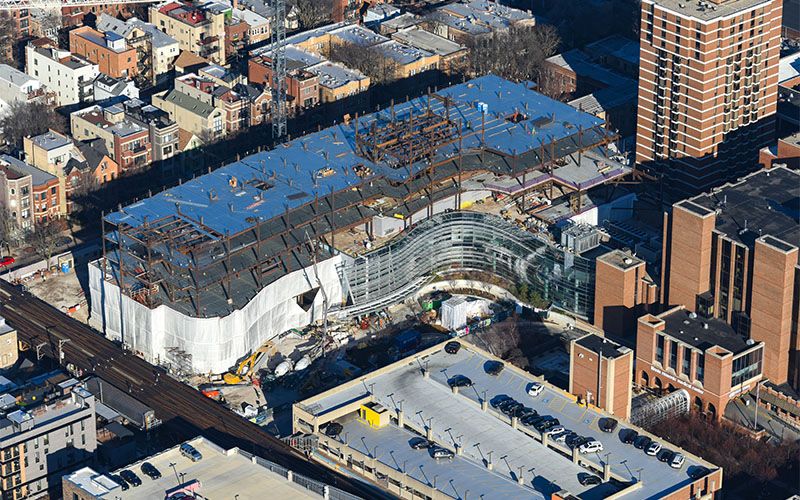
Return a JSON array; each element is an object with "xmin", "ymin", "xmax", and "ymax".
[{"xmin": 344, "ymin": 211, "xmax": 596, "ymax": 318}]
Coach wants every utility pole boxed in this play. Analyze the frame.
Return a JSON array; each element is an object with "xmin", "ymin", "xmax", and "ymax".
[
  {"xmin": 35, "ymin": 343, "xmax": 47, "ymax": 361},
  {"xmin": 270, "ymin": 0, "xmax": 287, "ymax": 142},
  {"xmin": 58, "ymin": 339, "xmax": 71, "ymax": 364}
]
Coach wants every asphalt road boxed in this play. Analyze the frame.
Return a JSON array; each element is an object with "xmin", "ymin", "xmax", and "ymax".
[{"xmin": 0, "ymin": 280, "xmax": 387, "ymax": 499}]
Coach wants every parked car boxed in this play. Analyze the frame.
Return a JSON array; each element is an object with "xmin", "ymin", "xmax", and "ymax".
[
  {"xmin": 497, "ymin": 398, "xmax": 518, "ymax": 411},
  {"xmin": 658, "ymin": 449, "xmax": 674, "ymax": 463},
  {"xmin": 431, "ymin": 447, "xmax": 454, "ymax": 460},
  {"xmin": 514, "ymin": 406, "xmax": 536, "ymax": 419},
  {"xmin": 622, "ymin": 429, "xmax": 638, "ymax": 444},
  {"xmin": 633, "ymin": 435, "xmax": 652, "ymax": 450},
  {"xmin": 688, "ymin": 465, "xmax": 709, "ymax": 479},
  {"xmin": 0, "ymin": 256, "xmax": 14, "ymax": 268},
  {"xmin": 579, "ymin": 474, "xmax": 602, "ymax": 486},
  {"xmin": 669, "ymin": 452, "xmax": 685, "ymax": 469},
  {"xmin": 535, "ymin": 418, "xmax": 560, "ymax": 432},
  {"xmin": 448, "ymin": 375, "xmax": 473, "ymax": 388},
  {"xmin": 554, "ymin": 430, "xmax": 573, "ymax": 443},
  {"xmin": 491, "ymin": 395, "xmax": 512, "ymax": 409},
  {"xmin": 485, "ymin": 361, "xmax": 504, "ymax": 376},
  {"xmin": 140, "ymin": 462, "xmax": 161, "ymax": 480},
  {"xmin": 410, "ymin": 437, "xmax": 431, "ymax": 450},
  {"xmin": 444, "ymin": 341, "xmax": 461, "ymax": 354},
  {"xmin": 645, "ymin": 441, "xmax": 662, "ymax": 456},
  {"xmin": 180, "ymin": 443, "xmax": 203, "ymax": 462},
  {"xmin": 502, "ymin": 402, "xmax": 523, "ymax": 416},
  {"xmin": 578, "ymin": 440, "xmax": 604, "ymax": 454},
  {"xmin": 527, "ymin": 382, "xmax": 544, "ymax": 397},
  {"xmin": 547, "ymin": 425, "xmax": 566, "ymax": 435},
  {"xmin": 600, "ymin": 417, "xmax": 618, "ymax": 433},
  {"xmin": 566, "ymin": 434, "xmax": 588, "ymax": 448},
  {"xmin": 324, "ymin": 422, "xmax": 344, "ymax": 438},
  {"xmin": 522, "ymin": 414, "xmax": 543, "ymax": 426},
  {"xmin": 119, "ymin": 470, "xmax": 142, "ymax": 487},
  {"xmin": 109, "ymin": 475, "xmax": 129, "ymax": 491}
]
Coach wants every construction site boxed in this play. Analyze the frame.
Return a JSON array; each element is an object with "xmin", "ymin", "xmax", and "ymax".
[{"xmin": 89, "ymin": 75, "xmax": 637, "ymax": 394}]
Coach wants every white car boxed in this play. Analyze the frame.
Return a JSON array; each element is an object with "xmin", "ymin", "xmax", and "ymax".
[
  {"xmin": 645, "ymin": 441, "xmax": 662, "ymax": 456},
  {"xmin": 670, "ymin": 453, "xmax": 685, "ymax": 469},
  {"xmin": 578, "ymin": 440, "xmax": 603, "ymax": 454},
  {"xmin": 553, "ymin": 431, "xmax": 572, "ymax": 443},
  {"xmin": 527, "ymin": 382, "xmax": 544, "ymax": 397},
  {"xmin": 547, "ymin": 425, "xmax": 566, "ymax": 435}
]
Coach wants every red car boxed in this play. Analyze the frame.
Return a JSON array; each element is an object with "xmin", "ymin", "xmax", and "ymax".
[{"xmin": 0, "ymin": 257, "xmax": 13, "ymax": 268}]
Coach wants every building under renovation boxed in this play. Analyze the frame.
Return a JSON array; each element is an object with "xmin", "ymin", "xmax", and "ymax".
[{"xmin": 90, "ymin": 75, "xmax": 634, "ymax": 373}]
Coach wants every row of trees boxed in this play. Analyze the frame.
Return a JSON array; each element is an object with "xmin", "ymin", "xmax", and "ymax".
[
  {"xmin": 328, "ymin": 41, "xmax": 401, "ymax": 86},
  {"xmin": 465, "ymin": 24, "xmax": 561, "ymax": 84},
  {"xmin": 0, "ymin": 101, "xmax": 67, "ymax": 148}
]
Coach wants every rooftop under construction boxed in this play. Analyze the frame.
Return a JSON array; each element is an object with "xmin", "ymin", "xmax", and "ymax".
[{"xmin": 91, "ymin": 75, "xmax": 633, "ymax": 373}]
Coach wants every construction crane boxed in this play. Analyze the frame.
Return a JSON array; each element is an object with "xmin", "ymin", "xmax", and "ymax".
[
  {"xmin": 223, "ymin": 341, "xmax": 277, "ymax": 385},
  {"xmin": 0, "ymin": 0, "xmax": 158, "ymax": 9},
  {"xmin": 270, "ymin": 0, "xmax": 287, "ymax": 143}
]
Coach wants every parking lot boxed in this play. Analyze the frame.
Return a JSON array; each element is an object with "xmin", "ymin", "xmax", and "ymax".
[{"xmin": 307, "ymin": 341, "xmax": 718, "ymax": 499}]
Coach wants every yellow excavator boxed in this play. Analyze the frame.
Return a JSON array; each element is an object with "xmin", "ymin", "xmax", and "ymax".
[{"xmin": 223, "ymin": 341, "xmax": 277, "ymax": 385}]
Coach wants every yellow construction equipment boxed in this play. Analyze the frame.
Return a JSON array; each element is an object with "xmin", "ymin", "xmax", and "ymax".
[{"xmin": 223, "ymin": 341, "xmax": 277, "ymax": 385}]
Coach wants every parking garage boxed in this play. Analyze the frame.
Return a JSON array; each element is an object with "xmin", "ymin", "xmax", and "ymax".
[{"xmin": 293, "ymin": 340, "xmax": 723, "ymax": 499}]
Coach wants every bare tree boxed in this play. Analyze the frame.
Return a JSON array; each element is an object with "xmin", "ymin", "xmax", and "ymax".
[
  {"xmin": 0, "ymin": 205, "xmax": 20, "ymax": 254},
  {"xmin": 0, "ymin": 12, "xmax": 18, "ymax": 65},
  {"xmin": 27, "ymin": 219, "xmax": 63, "ymax": 268},
  {"xmin": 466, "ymin": 24, "xmax": 561, "ymax": 83},
  {"xmin": 290, "ymin": 0, "xmax": 333, "ymax": 29},
  {"xmin": 0, "ymin": 101, "xmax": 66, "ymax": 148},
  {"xmin": 328, "ymin": 41, "xmax": 399, "ymax": 85}
]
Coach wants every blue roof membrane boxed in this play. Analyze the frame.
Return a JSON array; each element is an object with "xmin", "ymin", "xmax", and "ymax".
[{"xmin": 106, "ymin": 75, "xmax": 605, "ymax": 236}]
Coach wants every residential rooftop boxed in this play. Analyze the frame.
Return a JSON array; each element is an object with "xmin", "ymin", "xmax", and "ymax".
[
  {"xmin": 432, "ymin": 0, "xmax": 535, "ymax": 35},
  {"xmin": 375, "ymin": 39, "xmax": 434, "ymax": 65},
  {"xmin": 96, "ymin": 15, "xmax": 179, "ymax": 50},
  {"xmin": 779, "ymin": 50, "xmax": 800, "ymax": 84},
  {"xmin": 29, "ymin": 130, "xmax": 73, "ymax": 151},
  {"xmin": 645, "ymin": 0, "xmax": 775, "ymax": 22},
  {"xmin": 391, "ymin": 26, "xmax": 466, "ymax": 57},
  {"xmin": 687, "ymin": 165, "xmax": 800, "ymax": 249},
  {"xmin": 0, "ymin": 63, "xmax": 38, "ymax": 88},
  {"xmin": 0, "ymin": 387, "xmax": 93, "ymax": 441},
  {"xmin": 64, "ymin": 437, "xmax": 325, "ymax": 499},
  {"xmin": 659, "ymin": 308, "xmax": 757, "ymax": 354},
  {"xmin": 583, "ymin": 35, "xmax": 640, "ymax": 67},
  {"xmin": 0, "ymin": 154, "xmax": 57, "ymax": 186},
  {"xmin": 307, "ymin": 61, "xmax": 368, "ymax": 89}
]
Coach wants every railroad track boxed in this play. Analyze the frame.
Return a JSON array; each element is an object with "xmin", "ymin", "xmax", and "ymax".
[{"xmin": 0, "ymin": 280, "xmax": 387, "ymax": 499}]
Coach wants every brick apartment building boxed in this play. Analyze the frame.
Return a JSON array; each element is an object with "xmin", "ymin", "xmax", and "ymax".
[
  {"xmin": 661, "ymin": 166, "xmax": 799, "ymax": 388},
  {"xmin": 71, "ymin": 105, "xmax": 152, "ymax": 172},
  {"xmin": 69, "ymin": 26, "xmax": 138, "ymax": 79},
  {"xmin": 569, "ymin": 333, "xmax": 634, "ymax": 419},
  {"xmin": 0, "ymin": 154, "xmax": 62, "ymax": 228},
  {"xmin": 637, "ymin": 306, "xmax": 765, "ymax": 419},
  {"xmin": 593, "ymin": 249, "xmax": 659, "ymax": 338},
  {"xmin": 149, "ymin": 1, "xmax": 228, "ymax": 65},
  {"xmin": 249, "ymin": 54, "xmax": 320, "ymax": 110},
  {"xmin": 635, "ymin": 0, "xmax": 783, "ymax": 195}
]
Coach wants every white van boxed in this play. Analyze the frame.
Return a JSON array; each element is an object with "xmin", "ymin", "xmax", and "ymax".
[{"xmin": 578, "ymin": 440, "xmax": 603, "ymax": 454}]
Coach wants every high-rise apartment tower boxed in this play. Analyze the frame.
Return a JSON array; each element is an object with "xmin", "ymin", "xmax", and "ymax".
[{"xmin": 635, "ymin": 0, "xmax": 782, "ymax": 194}]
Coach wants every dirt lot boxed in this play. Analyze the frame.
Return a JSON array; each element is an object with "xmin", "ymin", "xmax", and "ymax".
[{"xmin": 24, "ymin": 270, "xmax": 89, "ymax": 324}]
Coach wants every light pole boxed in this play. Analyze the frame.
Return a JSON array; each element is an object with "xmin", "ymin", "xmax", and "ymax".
[
  {"xmin": 58, "ymin": 339, "xmax": 71, "ymax": 364},
  {"xmin": 753, "ymin": 380, "xmax": 763, "ymax": 430}
]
